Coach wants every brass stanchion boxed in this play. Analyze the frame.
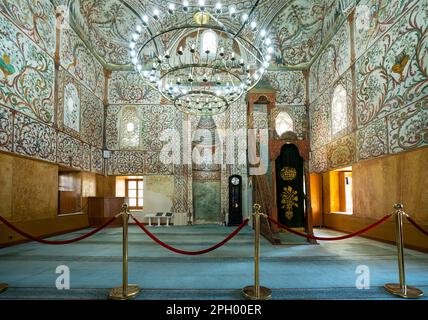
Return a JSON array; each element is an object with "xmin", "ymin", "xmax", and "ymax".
[
  {"xmin": 384, "ymin": 203, "xmax": 423, "ymax": 298},
  {"xmin": 242, "ymin": 204, "xmax": 272, "ymax": 300},
  {"xmin": 0, "ymin": 283, "xmax": 8, "ymax": 294},
  {"xmin": 109, "ymin": 204, "xmax": 140, "ymax": 300}
]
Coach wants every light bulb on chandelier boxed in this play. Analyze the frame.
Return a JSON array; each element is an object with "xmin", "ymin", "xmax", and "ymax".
[{"xmin": 129, "ymin": 1, "xmax": 271, "ymax": 115}]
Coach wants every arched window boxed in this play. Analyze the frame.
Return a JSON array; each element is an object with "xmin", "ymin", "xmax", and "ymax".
[
  {"xmin": 331, "ymin": 84, "xmax": 347, "ymax": 135},
  {"xmin": 126, "ymin": 122, "xmax": 135, "ymax": 133},
  {"xmin": 201, "ymin": 30, "xmax": 218, "ymax": 55},
  {"xmin": 120, "ymin": 106, "xmax": 140, "ymax": 148},
  {"xmin": 275, "ymin": 111, "xmax": 293, "ymax": 137},
  {"xmin": 63, "ymin": 83, "xmax": 80, "ymax": 132}
]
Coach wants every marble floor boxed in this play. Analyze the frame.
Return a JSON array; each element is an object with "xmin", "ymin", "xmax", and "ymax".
[{"xmin": 0, "ymin": 224, "xmax": 427, "ymax": 300}]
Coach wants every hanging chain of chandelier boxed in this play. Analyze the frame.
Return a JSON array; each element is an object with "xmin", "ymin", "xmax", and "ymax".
[{"xmin": 129, "ymin": 0, "xmax": 273, "ymax": 115}]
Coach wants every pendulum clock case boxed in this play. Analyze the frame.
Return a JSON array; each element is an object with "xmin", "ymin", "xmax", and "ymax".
[{"xmin": 228, "ymin": 175, "xmax": 243, "ymax": 226}]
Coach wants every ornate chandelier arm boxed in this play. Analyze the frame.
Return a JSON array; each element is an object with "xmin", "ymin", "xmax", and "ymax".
[
  {"xmin": 192, "ymin": 27, "xmax": 202, "ymax": 84},
  {"xmin": 137, "ymin": 24, "xmax": 263, "ymax": 60},
  {"xmin": 129, "ymin": 1, "xmax": 270, "ymax": 116},
  {"xmin": 205, "ymin": 11, "xmax": 233, "ymax": 35},
  {"xmin": 208, "ymin": 36, "xmax": 222, "ymax": 84},
  {"xmin": 158, "ymin": 64, "xmax": 243, "ymax": 82},
  {"xmin": 222, "ymin": 58, "xmax": 238, "ymax": 91},
  {"xmin": 233, "ymin": 36, "xmax": 264, "ymax": 67},
  {"xmin": 117, "ymin": 0, "xmax": 162, "ymax": 57},
  {"xmin": 234, "ymin": 0, "xmax": 261, "ymax": 38},
  {"xmin": 166, "ymin": 28, "xmax": 188, "ymax": 72}
]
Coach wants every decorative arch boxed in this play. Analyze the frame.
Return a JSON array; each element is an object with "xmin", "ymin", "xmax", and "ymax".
[
  {"xmin": 120, "ymin": 106, "xmax": 140, "ymax": 148},
  {"xmin": 63, "ymin": 82, "xmax": 80, "ymax": 132},
  {"xmin": 201, "ymin": 29, "xmax": 218, "ymax": 56},
  {"xmin": 331, "ymin": 84, "xmax": 347, "ymax": 135},
  {"xmin": 275, "ymin": 111, "xmax": 293, "ymax": 137}
]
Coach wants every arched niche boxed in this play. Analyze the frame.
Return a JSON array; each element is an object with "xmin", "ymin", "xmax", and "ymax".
[
  {"xmin": 331, "ymin": 84, "xmax": 347, "ymax": 135},
  {"xmin": 275, "ymin": 111, "xmax": 294, "ymax": 137}
]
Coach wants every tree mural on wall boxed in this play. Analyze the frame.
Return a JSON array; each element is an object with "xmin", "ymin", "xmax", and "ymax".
[
  {"xmin": 0, "ymin": 0, "xmax": 105, "ymax": 173},
  {"xmin": 0, "ymin": 16, "xmax": 54, "ymax": 124},
  {"xmin": 309, "ymin": 0, "xmax": 428, "ymax": 173}
]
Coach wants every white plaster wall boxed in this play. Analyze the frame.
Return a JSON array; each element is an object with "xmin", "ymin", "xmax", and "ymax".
[{"xmin": 143, "ymin": 175, "xmax": 174, "ymax": 213}]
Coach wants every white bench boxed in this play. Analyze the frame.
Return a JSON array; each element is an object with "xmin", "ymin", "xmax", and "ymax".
[
  {"xmin": 143, "ymin": 212, "xmax": 174, "ymax": 226},
  {"xmin": 153, "ymin": 212, "xmax": 174, "ymax": 227},
  {"xmin": 144, "ymin": 213, "xmax": 156, "ymax": 226},
  {"xmin": 164, "ymin": 213, "xmax": 174, "ymax": 227}
]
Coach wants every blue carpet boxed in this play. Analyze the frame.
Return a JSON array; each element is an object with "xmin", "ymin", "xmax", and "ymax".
[
  {"xmin": 0, "ymin": 225, "xmax": 427, "ymax": 300},
  {"xmin": 2, "ymin": 286, "xmax": 428, "ymax": 300}
]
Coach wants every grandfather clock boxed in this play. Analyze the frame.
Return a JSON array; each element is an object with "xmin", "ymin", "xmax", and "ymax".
[{"xmin": 228, "ymin": 175, "xmax": 242, "ymax": 226}]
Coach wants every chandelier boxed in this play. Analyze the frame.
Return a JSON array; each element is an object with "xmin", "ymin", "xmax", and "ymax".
[{"xmin": 129, "ymin": 0, "xmax": 272, "ymax": 115}]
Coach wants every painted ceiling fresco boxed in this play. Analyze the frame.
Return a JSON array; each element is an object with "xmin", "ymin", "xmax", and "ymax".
[
  {"xmin": 51, "ymin": 0, "xmax": 349, "ymax": 69},
  {"xmin": 270, "ymin": 0, "xmax": 350, "ymax": 68}
]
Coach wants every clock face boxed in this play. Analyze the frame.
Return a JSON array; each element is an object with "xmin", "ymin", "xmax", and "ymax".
[{"xmin": 231, "ymin": 177, "xmax": 240, "ymax": 185}]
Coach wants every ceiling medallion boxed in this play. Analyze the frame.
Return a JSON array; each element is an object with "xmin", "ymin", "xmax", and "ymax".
[{"xmin": 129, "ymin": 0, "xmax": 272, "ymax": 116}]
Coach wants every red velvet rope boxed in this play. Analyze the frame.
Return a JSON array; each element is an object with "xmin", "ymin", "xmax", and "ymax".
[
  {"xmin": 406, "ymin": 216, "xmax": 428, "ymax": 237},
  {"xmin": 132, "ymin": 215, "xmax": 249, "ymax": 255},
  {"xmin": 267, "ymin": 214, "xmax": 392, "ymax": 241},
  {"xmin": 0, "ymin": 215, "xmax": 119, "ymax": 245}
]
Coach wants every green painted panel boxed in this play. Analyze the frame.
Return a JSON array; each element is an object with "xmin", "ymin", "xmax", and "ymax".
[{"xmin": 193, "ymin": 181, "xmax": 220, "ymax": 223}]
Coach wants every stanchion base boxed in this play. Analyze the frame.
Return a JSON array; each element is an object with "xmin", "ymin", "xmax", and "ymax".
[
  {"xmin": 108, "ymin": 285, "xmax": 140, "ymax": 300},
  {"xmin": 242, "ymin": 286, "xmax": 272, "ymax": 300},
  {"xmin": 0, "ymin": 283, "xmax": 8, "ymax": 294},
  {"xmin": 384, "ymin": 283, "xmax": 423, "ymax": 298}
]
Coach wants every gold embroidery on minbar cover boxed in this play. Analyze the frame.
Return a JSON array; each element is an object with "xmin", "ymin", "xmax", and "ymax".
[
  {"xmin": 281, "ymin": 186, "xmax": 298, "ymax": 220},
  {"xmin": 280, "ymin": 167, "xmax": 297, "ymax": 181}
]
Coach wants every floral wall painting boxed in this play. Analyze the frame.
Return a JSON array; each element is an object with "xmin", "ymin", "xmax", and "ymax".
[
  {"xmin": 57, "ymin": 131, "xmax": 91, "ymax": 171},
  {"xmin": 106, "ymin": 102, "xmax": 179, "ymax": 155},
  {"xmin": 0, "ymin": 104, "xmax": 13, "ymax": 152},
  {"xmin": 354, "ymin": 0, "xmax": 419, "ymax": 60},
  {"xmin": 308, "ymin": 18, "xmax": 351, "ymax": 102},
  {"xmin": 107, "ymin": 151, "xmax": 145, "ymax": 175},
  {"xmin": 91, "ymin": 147, "xmax": 104, "ymax": 174},
  {"xmin": 310, "ymin": 91, "xmax": 331, "ymax": 151},
  {"xmin": 63, "ymin": 82, "xmax": 80, "ymax": 132},
  {"xmin": 66, "ymin": 0, "xmax": 148, "ymax": 67},
  {"xmin": 13, "ymin": 112, "xmax": 57, "ymax": 163},
  {"xmin": 309, "ymin": 0, "xmax": 428, "ymax": 173},
  {"xmin": 270, "ymin": 0, "xmax": 345, "ymax": 68},
  {"xmin": 0, "ymin": 0, "xmax": 56, "ymax": 57},
  {"xmin": 0, "ymin": 3, "xmax": 103, "ymax": 173},
  {"xmin": 355, "ymin": 3, "xmax": 428, "ymax": 127},
  {"xmin": 56, "ymin": 67, "xmax": 103, "ymax": 151},
  {"xmin": 387, "ymin": 97, "xmax": 428, "ymax": 154},
  {"xmin": 108, "ymin": 71, "xmax": 161, "ymax": 105},
  {"xmin": 356, "ymin": 117, "xmax": 388, "ymax": 161},
  {"xmin": 0, "ymin": 14, "xmax": 54, "ymax": 124},
  {"xmin": 60, "ymin": 22, "xmax": 104, "ymax": 99},
  {"xmin": 265, "ymin": 71, "xmax": 306, "ymax": 105},
  {"xmin": 80, "ymin": 85, "xmax": 104, "ymax": 149}
]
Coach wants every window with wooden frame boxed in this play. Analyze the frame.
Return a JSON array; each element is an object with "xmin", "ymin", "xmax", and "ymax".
[
  {"xmin": 328, "ymin": 167, "xmax": 353, "ymax": 214},
  {"xmin": 125, "ymin": 179, "xmax": 144, "ymax": 209}
]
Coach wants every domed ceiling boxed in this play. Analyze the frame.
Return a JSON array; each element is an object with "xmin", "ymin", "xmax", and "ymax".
[{"xmin": 54, "ymin": 0, "xmax": 352, "ymax": 70}]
